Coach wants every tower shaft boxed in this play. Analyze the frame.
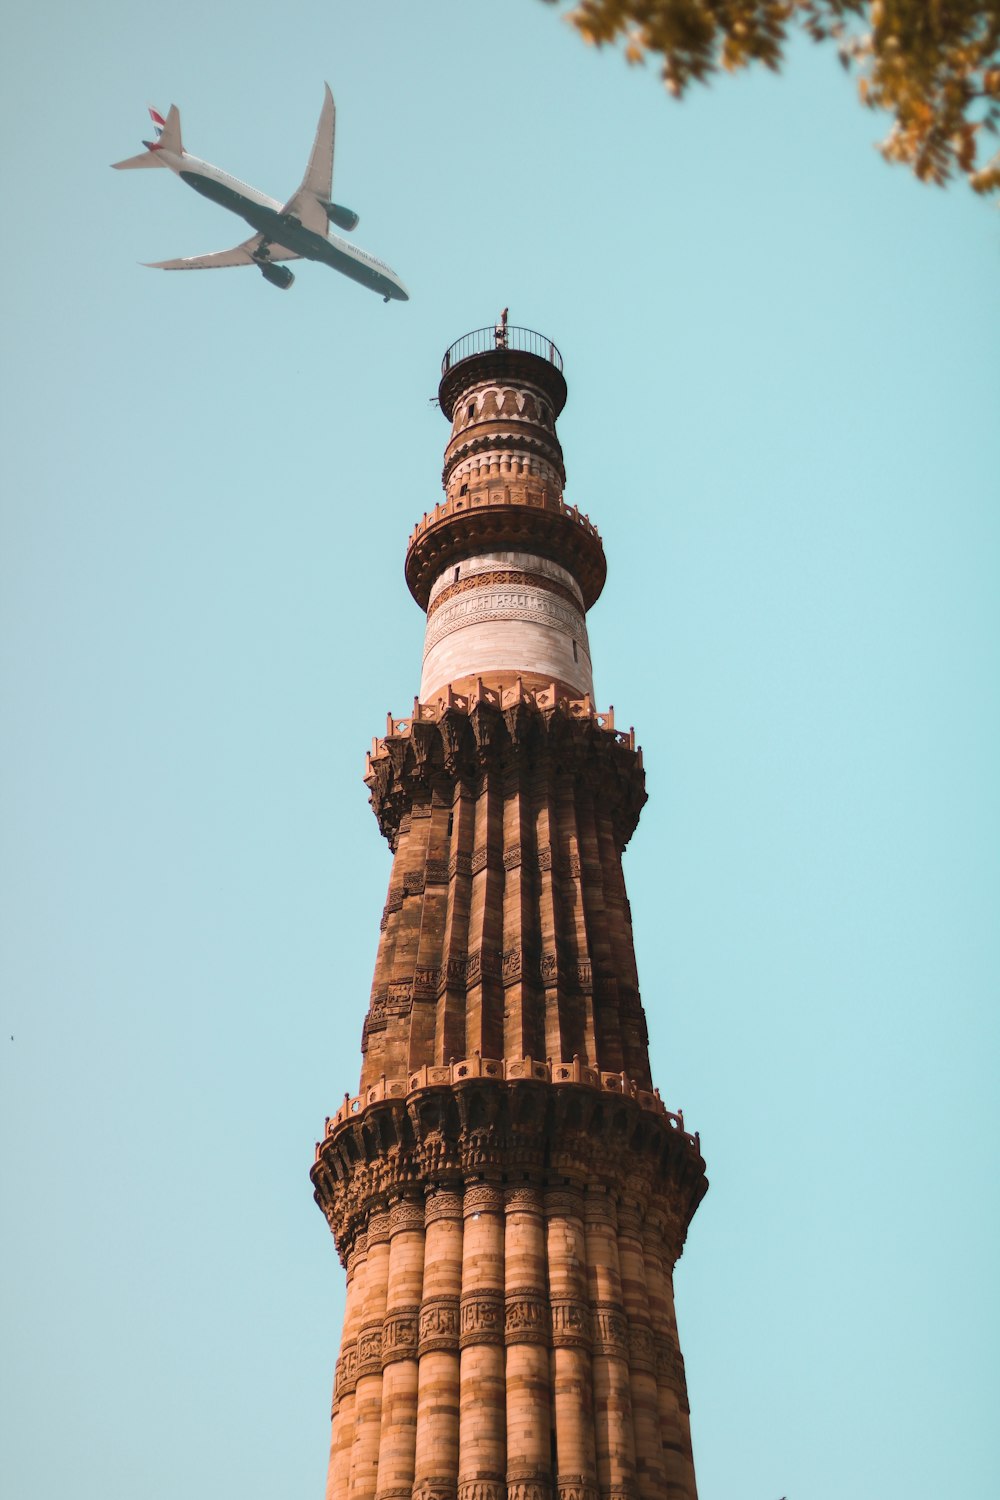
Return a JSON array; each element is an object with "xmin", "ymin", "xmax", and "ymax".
[{"xmin": 313, "ymin": 326, "xmax": 706, "ymax": 1500}]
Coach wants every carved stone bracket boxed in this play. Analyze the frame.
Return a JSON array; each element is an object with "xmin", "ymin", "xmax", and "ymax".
[
  {"xmin": 456, "ymin": 1482, "xmax": 505, "ymax": 1500},
  {"xmin": 312, "ymin": 1076, "xmax": 706, "ymax": 1267},
  {"xmin": 556, "ymin": 1479, "xmax": 599, "ymax": 1500},
  {"xmin": 366, "ymin": 698, "xmax": 646, "ymax": 853},
  {"xmin": 505, "ymin": 1481, "xmax": 552, "ymax": 1500},
  {"xmin": 412, "ymin": 1482, "xmax": 458, "ymax": 1500}
]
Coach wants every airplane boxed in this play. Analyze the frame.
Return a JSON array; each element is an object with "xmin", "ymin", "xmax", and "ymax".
[{"xmin": 112, "ymin": 84, "xmax": 408, "ymax": 300}]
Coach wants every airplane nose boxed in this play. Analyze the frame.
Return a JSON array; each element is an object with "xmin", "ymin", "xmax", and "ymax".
[{"xmin": 393, "ymin": 281, "xmax": 409, "ymax": 302}]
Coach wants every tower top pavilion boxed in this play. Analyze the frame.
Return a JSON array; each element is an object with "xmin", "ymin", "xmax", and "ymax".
[{"xmin": 312, "ymin": 321, "xmax": 707, "ymax": 1500}]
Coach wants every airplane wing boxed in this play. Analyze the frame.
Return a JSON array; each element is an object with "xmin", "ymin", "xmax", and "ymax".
[
  {"xmin": 145, "ymin": 233, "xmax": 300, "ymax": 270},
  {"xmin": 279, "ymin": 82, "xmax": 335, "ymax": 235}
]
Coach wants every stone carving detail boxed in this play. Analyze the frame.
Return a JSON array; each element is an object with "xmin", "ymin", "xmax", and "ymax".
[
  {"xmin": 456, "ymin": 1481, "xmax": 505, "ymax": 1500},
  {"xmin": 471, "ymin": 847, "xmax": 488, "ymax": 875},
  {"xmin": 419, "ymin": 1296, "xmax": 460, "ymax": 1352},
  {"xmin": 427, "ymin": 568, "xmax": 582, "ymax": 620},
  {"xmin": 503, "ymin": 844, "xmax": 522, "ymax": 871},
  {"xmin": 627, "ymin": 1321, "xmax": 655, "ymax": 1372},
  {"xmin": 504, "ymin": 1289, "xmax": 550, "ymax": 1344},
  {"xmin": 314, "ymin": 1079, "xmax": 706, "ymax": 1273},
  {"xmin": 463, "ymin": 1183, "xmax": 504, "ymax": 1215},
  {"xmin": 382, "ymin": 1308, "xmax": 419, "ymax": 1363},
  {"xmin": 463, "ymin": 948, "xmax": 502, "ymax": 986},
  {"xmin": 368, "ymin": 1210, "xmax": 393, "ymax": 1245},
  {"xmin": 403, "ymin": 870, "xmax": 426, "ymax": 895},
  {"xmin": 505, "ymin": 1481, "xmax": 552, "ymax": 1500},
  {"xmin": 460, "ymin": 1290, "xmax": 505, "ymax": 1346},
  {"xmin": 590, "ymin": 1302, "xmax": 629, "ymax": 1357},
  {"xmin": 356, "ymin": 1321, "xmax": 384, "ymax": 1376},
  {"xmin": 550, "ymin": 1296, "xmax": 591, "ymax": 1348},
  {"xmin": 413, "ymin": 966, "xmax": 441, "ymax": 999},
  {"xmin": 556, "ymin": 1479, "xmax": 599, "ymax": 1500},
  {"xmin": 388, "ymin": 981, "xmax": 414, "ymax": 1011},
  {"xmin": 389, "ymin": 1199, "xmax": 425, "ymax": 1234},
  {"xmin": 425, "ymin": 859, "xmax": 449, "ymax": 886},
  {"xmin": 544, "ymin": 1189, "xmax": 584, "ymax": 1219},
  {"xmin": 537, "ymin": 844, "xmax": 553, "ymax": 872},
  {"xmin": 504, "ymin": 1185, "xmax": 543, "ymax": 1214},
  {"xmin": 334, "ymin": 1341, "xmax": 358, "ymax": 1397},
  {"xmin": 540, "ymin": 951, "xmax": 557, "ymax": 982},
  {"xmin": 424, "ymin": 1189, "xmax": 463, "ymax": 1224},
  {"xmin": 448, "ymin": 850, "xmax": 473, "ymax": 879},
  {"xmin": 583, "ymin": 1192, "xmax": 616, "ymax": 1228},
  {"xmin": 501, "ymin": 948, "xmax": 522, "ymax": 982},
  {"xmin": 655, "ymin": 1335, "xmax": 691, "ymax": 1409},
  {"xmin": 364, "ymin": 995, "xmax": 388, "ymax": 1033},
  {"xmin": 422, "ymin": 583, "xmax": 587, "ymax": 658},
  {"xmin": 412, "ymin": 1482, "xmax": 457, "ymax": 1500}
]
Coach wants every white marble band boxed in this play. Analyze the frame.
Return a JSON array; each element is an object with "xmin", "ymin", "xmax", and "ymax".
[{"xmin": 419, "ymin": 551, "xmax": 594, "ymax": 701}]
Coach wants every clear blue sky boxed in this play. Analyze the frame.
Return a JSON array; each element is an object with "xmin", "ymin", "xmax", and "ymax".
[{"xmin": 2, "ymin": 5, "xmax": 997, "ymax": 1499}]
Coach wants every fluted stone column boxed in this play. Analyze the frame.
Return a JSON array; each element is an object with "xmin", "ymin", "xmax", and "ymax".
[
  {"xmin": 458, "ymin": 1183, "xmax": 506, "ymax": 1500},
  {"xmin": 351, "ymin": 1209, "xmax": 393, "ymax": 1500},
  {"xmin": 504, "ymin": 1184, "xmax": 551, "ymax": 1500},
  {"xmin": 643, "ymin": 1212, "xmax": 697, "ymax": 1500},
  {"xmin": 328, "ymin": 1233, "xmax": 369, "ymax": 1500},
  {"xmin": 618, "ymin": 1193, "xmax": 666, "ymax": 1499},
  {"xmin": 546, "ymin": 1187, "xmax": 598, "ymax": 1500},
  {"xmin": 375, "ymin": 1196, "xmax": 425, "ymax": 1500},
  {"xmin": 584, "ymin": 1186, "xmax": 637, "ymax": 1500},
  {"xmin": 414, "ymin": 1188, "xmax": 463, "ymax": 1500}
]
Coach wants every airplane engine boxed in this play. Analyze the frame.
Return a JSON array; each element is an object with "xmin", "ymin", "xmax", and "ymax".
[
  {"xmin": 259, "ymin": 261, "xmax": 295, "ymax": 290},
  {"xmin": 322, "ymin": 201, "xmax": 360, "ymax": 232}
]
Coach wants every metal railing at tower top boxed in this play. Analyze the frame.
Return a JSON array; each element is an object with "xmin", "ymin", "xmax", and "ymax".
[{"xmin": 441, "ymin": 325, "xmax": 564, "ymax": 375}]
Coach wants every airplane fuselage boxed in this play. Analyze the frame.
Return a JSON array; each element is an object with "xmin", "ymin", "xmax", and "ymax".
[{"xmin": 156, "ymin": 148, "xmax": 408, "ymax": 301}]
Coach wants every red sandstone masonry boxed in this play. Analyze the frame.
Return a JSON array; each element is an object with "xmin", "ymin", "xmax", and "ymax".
[{"xmin": 314, "ymin": 332, "xmax": 704, "ymax": 1500}]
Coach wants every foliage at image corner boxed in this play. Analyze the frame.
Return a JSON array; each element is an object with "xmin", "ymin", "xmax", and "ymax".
[{"xmin": 544, "ymin": 0, "xmax": 1000, "ymax": 198}]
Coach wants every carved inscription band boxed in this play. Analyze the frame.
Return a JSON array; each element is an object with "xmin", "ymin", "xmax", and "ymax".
[
  {"xmin": 422, "ymin": 585, "xmax": 588, "ymax": 658},
  {"xmin": 382, "ymin": 1307, "xmax": 419, "ymax": 1363},
  {"xmin": 550, "ymin": 1296, "xmax": 591, "ymax": 1349},
  {"xmin": 504, "ymin": 1287, "xmax": 550, "ymax": 1345},
  {"xmin": 427, "ymin": 569, "xmax": 583, "ymax": 621},
  {"xmin": 418, "ymin": 1296, "xmax": 460, "ymax": 1353},
  {"xmin": 459, "ymin": 1289, "xmax": 504, "ymax": 1347}
]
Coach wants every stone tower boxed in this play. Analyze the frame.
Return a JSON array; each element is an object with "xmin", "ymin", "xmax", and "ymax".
[{"xmin": 312, "ymin": 323, "xmax": 708, "ymax": 1500}]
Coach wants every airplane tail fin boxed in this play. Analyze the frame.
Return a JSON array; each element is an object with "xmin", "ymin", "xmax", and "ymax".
[
  {"xmin": 149, "ymin": 104, "xmax": 183, "ymax": 154},
  {"xmin": 111, "ymin": 103, "xmax": 183, "ymax": 168}
]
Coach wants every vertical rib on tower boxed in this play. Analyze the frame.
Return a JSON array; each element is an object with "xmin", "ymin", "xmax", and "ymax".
[{"xmin": 313, "ymin": 324, "xmax": 708, "ymax": 1500}]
